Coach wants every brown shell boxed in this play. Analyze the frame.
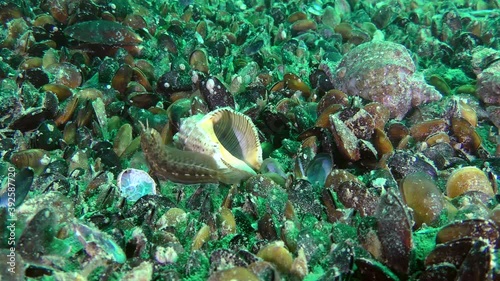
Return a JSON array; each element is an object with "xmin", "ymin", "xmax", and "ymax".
[
  {"xmin": 451, "ymin": 117, "xmax": 481, "ymax": 152},
  {"xmin": 317, "ymin": 89, "xmax": 349, "ymax": 114},
  {"xmin": 190, "ymin": 49, "xmax": 209, "ymax": 74},
  {"xmin": 335, "ymin": 180, "xmax": 378, "ymax": 217},
  {"xmin": 425, "ymin": 238, "xmax": 474, "ymax": 267},
  {"xmin": 376, "ymin": 190, "xmax": 413, "ymax": 275},
  {"xmin": 283, "ymin": 73, "xmax": 311, "ymax": 98},
  {"xmin": 437, "ymin": 219, "xmax": 499, "ymax": 246},
  {"xmin": 329, "ymin": 113, "xmax": 360, "ymax": 162},
  {"xmin": 410, "ymin": 119, "xmax": 449, "ymax": 141}
]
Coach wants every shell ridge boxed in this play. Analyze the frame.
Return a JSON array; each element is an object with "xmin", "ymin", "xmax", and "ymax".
[{"xmin": 171, "ymin": 107, "xmax": 263, "ymax": 183}]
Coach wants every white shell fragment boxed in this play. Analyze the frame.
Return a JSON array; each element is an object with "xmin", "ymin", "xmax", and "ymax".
[{"xmin": 117, "ymin": 168, "xmax": 157, "ymax": 202}]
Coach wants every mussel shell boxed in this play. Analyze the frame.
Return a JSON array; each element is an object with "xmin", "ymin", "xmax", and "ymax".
[
  {"xmin": 451, "ymin": 117, "xmax": 481, "ymax": 153},
  {"xmin": 422, "ymin": 142, "xmax": 457, "ymax": 170},
  {"xmin": 156, "ymin": 70, "xmax": 193, "ymax": 99},
  {"xmin": 18, "ymin": 208, "xmax": 56, "ymax": 262},
  {"xmin": 127, "ymin": 92, "xmax": 160, "ymax": 108},
  {"xmin": 425, "ymin": 238, "xmax": 474, "ymax": 267},
  {"xmin": 209, "ymin": 249, "xmax": 247, "ymax": 274},
  {"xmin": 10, "ymin": 107, "xmax": 50, "ymax": 132},
  {"xmin": 125, "ymin": 195, "xmax": 175, "ymax": 222},
  {"xmin": 111, "ymin": 64, "xmax": 133, "ymax": 94},
  {"xmin": 354, "ymin": 258, "xmax": 399, "ymax": 281},
  {"xmin": 456, "ymin": 239, "xmax": 492, "ymax": 280},
  {"xmin": 324, "ymin": 239, "xmax": 355, "ymax": 279},
  {"xmin": 376, "ymin": 190, "xmax": 413, "ymax": 275},
  {"xmin": 309, "ymin": 69, "xmax": 334, "ymax": 93},
  {"xmin": 17, "ymin": 67, "xmax": 49, "ymax": 89},
  {"xmin": 336, "ymin": 180, "xmax": 379, "ymax": 217},
  {"xmin": 387, "ymin": 150, "xmax": 437, "ymax": 180},
  {"xmin": 33, "ymin": 172, "xmax": 71, "ymax": 195},
  {"xmin": 0, "ymin": 167, "xmax": 33, "ymax": 208},
  {"xmin": 436, "ymin": 219, "xmax": 499, "ymax": 247},
  {"xmin": 32, "ymin": 120, "xmax": 62, "ymax": 151},
  {"xmin": 419, "ymin": 263, "xmax": 457, "ymax": 281},
  {"xmin": 199, "ymin": 76, "xmax": 235, "ymax": 110},
  {"xmin": 329, "ymin": 113, "xmax": 360, "ymax": 162},
  {"xmin": 98, "ymin": 56, "xmax": 120, "ymax": 83},
  {"xmin": 339, "ymin": 107, "xmax": 376, "ymax": 140},
  {"xmin": 257, "ymin": 107, "xmax": 291, "ymax": 144},
  {"xmin": 257, "ymin": 213, "xmax": 278, "ymax": 241},
  {"xmin": 321, "ymin": 188, "xmax": 343, "ymax": 223},
  {"xmin": 289, "ymin": 179, "xmax": 323, "ymax": 216},
  {"xmin": 91, "ymin": 141, "xmax": 121, "ymax": 174}
]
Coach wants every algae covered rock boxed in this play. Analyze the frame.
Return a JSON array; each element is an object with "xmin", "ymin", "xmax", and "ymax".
[{"xmin": 472, "ymin": 47, "xmax": 500, "ymax": 106}]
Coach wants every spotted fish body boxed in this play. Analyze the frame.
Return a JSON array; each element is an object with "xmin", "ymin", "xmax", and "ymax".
[
  {"xmin": 140, "ymin": 107, "xmax": 262, "ymax": 184},
  {"xmin": 141, "ymin": 128, "xmax": 223, "ymax": 184}
]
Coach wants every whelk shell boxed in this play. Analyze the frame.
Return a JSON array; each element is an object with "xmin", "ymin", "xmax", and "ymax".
[{"xmin": 174, "ymin": 107, "xmax": 263, "ymax": 183}]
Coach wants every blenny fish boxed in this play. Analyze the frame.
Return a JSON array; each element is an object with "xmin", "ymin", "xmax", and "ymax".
[{"xmin": 140, "ymin": 107, "xmax": 263, "ymax": 184}]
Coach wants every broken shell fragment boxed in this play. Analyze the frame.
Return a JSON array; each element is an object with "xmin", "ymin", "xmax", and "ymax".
[
  {"xmin": 329, "ymin": 113, "xmax": 360, "ymax": 162},
  {"xmin": 117, "ymin": 168, "xmax": 156, "ymax": 203}
]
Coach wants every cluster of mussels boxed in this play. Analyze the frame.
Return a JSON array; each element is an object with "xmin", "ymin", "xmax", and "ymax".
[{"xmin": 1, "ymin": 0, "xmax": 500, "ymax": 280}]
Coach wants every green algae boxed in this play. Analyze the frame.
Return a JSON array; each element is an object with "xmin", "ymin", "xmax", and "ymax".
[{"xmin": 411, "ymin": 227, "xmax": 439, "ymax": 275}]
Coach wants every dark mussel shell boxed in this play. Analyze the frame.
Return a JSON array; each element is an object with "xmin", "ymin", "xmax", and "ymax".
[
  {"xmin": 436, "ymin": 219, "xmax": 499, "ymax": 247},
  {"xmin": 0, "ymin": 167, "xmax": 33, "ymax": 208},
  {"xmin": 335, "ymin": 180, "xmax": 379, "ymax": 217},
  {"xmin": 425, "ymin": 238, "xmax": 474, "ymax": 268},
  {"xmin": 387, "ymin": 150, "xmax": 438, "ymax": 180},
  {"xmin": 18, "ymin": 208, "xmax": 57, "ymax": 262},
  {"xmin": 64, "ymin": 20, "xmax": 142, "ymax": 45},
  {"xmin": 376, "ymin": 190, "xmax": 413, "ymax": 276},
  {"xmin": 354, "ymin": 258, "xmax": 399, "ymax": 281},
  {"xmin": 199, "ymin": 76, "xmax": 235, "ymax": 110},
  {"xmin": 323, "ymin": 239, "xmax": 355, "ymax": 280}
]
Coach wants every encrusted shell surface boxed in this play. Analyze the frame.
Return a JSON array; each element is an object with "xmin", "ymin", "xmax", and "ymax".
[
  {"xmin": 333, "ymin": 41, "xmax": 442, "ymax": 119},
  {"xmin": 174, "ymin": 107, "xmax": 263, "ymax": 184}
]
